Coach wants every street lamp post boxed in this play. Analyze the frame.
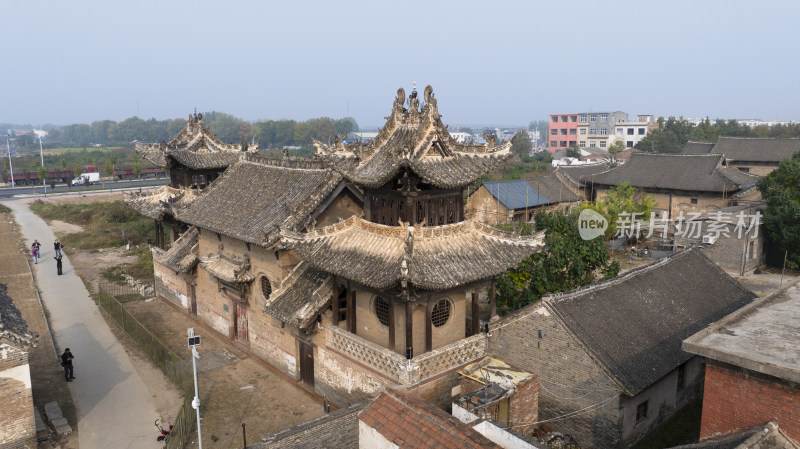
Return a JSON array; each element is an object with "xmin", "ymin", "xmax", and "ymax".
[
  {"xmin": 6, "ymin": 132, "xmax": 14, "ymax": 188},
  {"xmin": 39, "ymin": 134, "xmax": 46, "ymax": 197},
  {"xmin": 188, "ymin": 328, "xmax": 203, "ymax": 449}
]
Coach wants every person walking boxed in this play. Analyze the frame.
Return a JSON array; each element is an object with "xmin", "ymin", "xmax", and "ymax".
[
  {"xmin": 32, "ymin": 239, "xmax": 41, "ymax": 255},
  {"xmin": 31, "ymin": 245, "xmax": 39, "ymax": 264},
  {"xmin": 54, "ymin": 254, "xmax": 63, "ymax": 275},
  {"xmin": 54, "ymin": 239, "xmax": 63, "ymax": 257},
  {"xmin": 61, "ymin": 348, "xmax": 75, "ymax": 381}
]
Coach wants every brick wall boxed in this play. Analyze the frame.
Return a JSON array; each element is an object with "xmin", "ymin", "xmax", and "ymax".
[
  {"xmin": 0, "ymin": 345, "xmax": 35, "ymax": 449},
  {"xmin": 700, "ymin": 363, "xmax": 800, "ymax": 443},
  {"xmin": 509, "ymin": 376, "xmax": 539, "ymax": 435},
  {"xmin": 489, "ymin": 305, "xmax": 622, "ymax": 448},
  {"xmin": 154, "ymin": 261, "xmax": 191, "ymax": 311}
]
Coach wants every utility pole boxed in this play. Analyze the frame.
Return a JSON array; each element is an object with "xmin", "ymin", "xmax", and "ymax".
[
  {"xmin": 188, "ymin": 328, "xmax": 203, "ymax": 449},
  {"xmin": 6, "ymin": 131, "xmax": 14, "ymax": 188},
  {"xmin": 39, "ymin": 134, "xmax": 46, "ymax": 197}
]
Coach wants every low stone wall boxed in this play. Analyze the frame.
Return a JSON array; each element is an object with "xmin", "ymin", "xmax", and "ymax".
[
  {"xmin": 326, "ymin": 326, "xmax": 405, "ymax": 382},
  {"xmin": 412, "ymin": 334, "xmax": 487, "ymax": 383}
]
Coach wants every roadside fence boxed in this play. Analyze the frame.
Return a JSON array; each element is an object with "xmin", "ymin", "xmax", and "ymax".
[{"xmin": 97, "ymin": 283, "xmax": 194, "ymax": 449}]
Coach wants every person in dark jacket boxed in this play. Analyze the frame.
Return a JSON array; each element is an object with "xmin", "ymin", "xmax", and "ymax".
[
  {"xmin": 54, "ymin": 254, "xmax": 63, "ymax": 275},
  {"xmin": 61, "ymin": 348, "xmax": 75, "ymax": 381},
  {"xmin": 54, "ymin": 239, "xmax": 64, "ymax": 257}
]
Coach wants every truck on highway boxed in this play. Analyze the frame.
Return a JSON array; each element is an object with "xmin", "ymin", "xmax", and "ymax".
[{"xmin": 71, "ymin": 172, "xmax": 100, "ymax": 186}]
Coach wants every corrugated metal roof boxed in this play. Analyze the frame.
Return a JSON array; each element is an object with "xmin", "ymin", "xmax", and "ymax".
[{"xmin": 482, "ymin": 180, "xmax": 549, "ymax": 209}]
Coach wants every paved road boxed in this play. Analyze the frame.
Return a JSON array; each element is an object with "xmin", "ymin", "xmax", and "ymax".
[
  {"xmin": 7, "ymin": 199, "xmax": 161, "ymax": 449},
  {"xmin": 0, "ymin": 178, "xmax": 168, "ymax": 199}
]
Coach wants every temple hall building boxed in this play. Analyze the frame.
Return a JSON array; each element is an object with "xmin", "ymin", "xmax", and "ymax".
[{"xmin": 127, "ymin": 85, "xmax": 547, "ymax": 407}]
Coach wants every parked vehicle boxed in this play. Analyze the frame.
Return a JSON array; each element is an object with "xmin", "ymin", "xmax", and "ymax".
[{"xmin": 71, "ymin": 172, "xmax": 100, "ymax": 186}]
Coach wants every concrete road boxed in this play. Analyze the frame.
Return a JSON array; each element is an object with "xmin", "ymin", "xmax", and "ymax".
[
  {"xmin": 7, "ymin": 199, "xmax": 161, "ymax": 449},
  {"xmin": 0, "ymin": 178, "xmax": 168, "ymax": 199}
]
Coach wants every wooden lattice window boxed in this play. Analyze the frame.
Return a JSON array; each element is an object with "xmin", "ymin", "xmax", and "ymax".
[
  {"xmin": 260, "ymin": 276, "xmax": 272, "ymax": 300},
  {"xmin": 431, "ymin": 300, "xmax": 451, "ymax": 327},
  {"xmin": 374, "ymin": 297, "xmax": 390, "ymax": 326}
]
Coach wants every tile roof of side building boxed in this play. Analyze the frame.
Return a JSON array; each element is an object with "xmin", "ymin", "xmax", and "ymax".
[
  {"xmin": 589, "ymin": 153, "xmax": 760, "ymax": 193},
  {"xmin": 314, "ymin": 85, "xmax": 513, "ymax": 189},
  {"xmin": 358, "ymin": 389, "xmax": 502, "ymax": 449},
  {"xmin": 683, "ymin": 277, "xmax": 800, "ymax": 385},
  {"xmin": 172, "ymin": 153, "xmax": 343, "ymax": 247},
  {"xmin": 0, "ymin": 283, "xmax": 38, "ymax": 348},
  {"xmin": 711, "ymin": 137, "xmax": 800, "ymax": 163},
  {"xmin": 682, "ymin": 141, "xmax": 716, "ymax": 155},
  {"xmin": 539, "ymin": 249, "xmax": 756, "ymax": 396}
]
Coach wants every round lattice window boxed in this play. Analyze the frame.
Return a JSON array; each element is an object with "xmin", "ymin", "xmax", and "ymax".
[
  {"xmin": 374, "ymin": 297, "xmax": 390, "ymax": 326},
  {"xmin": 431, "ymin": 300, "xmax": 451, "ymax": 327},
  {"xmin": 260, "ymin": 276, "xmax": 272, "ymax": 300}
]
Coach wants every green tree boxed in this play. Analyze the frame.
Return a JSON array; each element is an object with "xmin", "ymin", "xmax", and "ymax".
[
  {"xmin": 334, "ymin": 117, "xmax": 359, "ymax": 136},
  {"xmin": 585, "ymin": 181, "xmax": 656, "ymax": 239},
  {"xmin": 133, "ymin": 161, "xmax": 142, "ymax": 179},
  {"xmin": 495, "ymin": 209, "xmax": 620, "ymax": 312},
  {"xmin": 104, "ymin": 160, "xmax": 114, "ymax": 178},
  {"xmin": 73, "ymin": 166, "xmax": 81, "ymax": 178},
  {"xmin": 565, "ymin": 143, "xmax": 581, "ymax": 159},
  {"xmin": 511, "ymin": 132, "xmax": 532, "ymax": 160},
  {"xmin": 757, "ymin": 152, "xmax": 800, "ymax": 269},
  {"xmin": 608, "ymin": 140, "xmax": 625, "ymax": 161},
  {"xmin": 38, "ymin": 165, "xmax": 47, "ymax": 185},
  {"xmin": 208, "ymin": 112, "xmax": 243, "ymax": 143}
]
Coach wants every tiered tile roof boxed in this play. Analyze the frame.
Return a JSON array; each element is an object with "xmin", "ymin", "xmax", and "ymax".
[
  {"xmin": 124, "ymin": 185, "xmax": 198, "ymax": 220},
  {"xmin": 136, "ymin": 112, "xmax": 258, "ymax": 169},
  {"xmin": 281, "ymin": 216, "xmax": 546, "ymax": 291},
  {"xmin": 315, "ymin": 85, "xmax": 513, "ymax": 189},
  {"xmin": 173, "ymin": 153, "xmax": 343, "ymax": 246}
]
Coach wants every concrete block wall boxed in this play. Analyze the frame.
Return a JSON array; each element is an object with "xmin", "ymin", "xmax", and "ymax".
[
  {"xmin": 700, "ymin": 363, "xmax": 800, "ymax": 443},
  {"xmin": 489, "ymin": 306, "xmax": 622, "ymax": 448}
]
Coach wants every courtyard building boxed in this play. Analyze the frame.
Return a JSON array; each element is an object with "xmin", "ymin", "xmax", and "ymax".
[
  {"xmin": 488, "ymin": 249, "xmax": 756, "ymax": 448},
  {"xmin": 681, "ymin": 137, "xmax": 800, "ymax": 176},
  {"xmin": 586, "ymin": 153, "xmax": 761, "ymax": 217}
]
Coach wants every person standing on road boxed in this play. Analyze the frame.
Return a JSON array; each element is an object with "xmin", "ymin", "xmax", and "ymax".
[
  {"xmin": 54, "ymin": 254, "xmax": 63, "ymax": 275},
  {"xmin": 31, "ymin": 244, "xmax": 38, "ymax": 264},
  {"xmin": 54, "ymin": 239, "xmax": 63, "ymax": 257},
  {"xmin": 33, "ymin": 239, "xmax": 41, "ymax": 255},
  {"xmin": 61, "ymin": 348, "xmax": 75, "ymax": 381}
]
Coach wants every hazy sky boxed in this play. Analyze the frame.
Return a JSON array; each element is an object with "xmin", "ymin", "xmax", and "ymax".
[{"xmin": 3, "ymin": 0, "xmax": 798, "ymax": 128}]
